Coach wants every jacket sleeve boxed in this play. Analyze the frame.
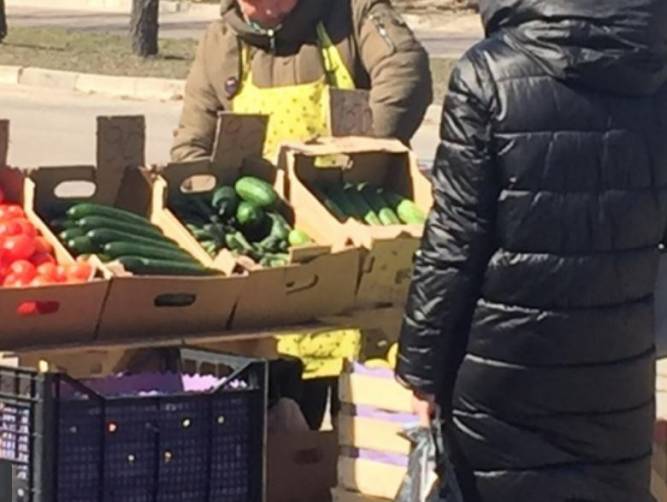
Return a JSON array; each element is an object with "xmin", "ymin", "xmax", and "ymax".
[
  {"xmin": 353, "ymin": 0, "xmax": 432, "ymax": 143},
  {"xmin": 171, "ymin": 26, "xmax": 223, "ymax": 162},
  {"xmin": 396, "ymin": 55, "xmax": 498, "ymax": 402}
]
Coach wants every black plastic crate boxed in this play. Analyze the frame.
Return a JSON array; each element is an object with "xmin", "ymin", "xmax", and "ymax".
[{"xmin": 0, "ymin": 349, "xmax": 267, "ymax": 502}]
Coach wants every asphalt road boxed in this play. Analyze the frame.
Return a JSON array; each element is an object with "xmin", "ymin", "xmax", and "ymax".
[
  {"xmin": 5, "ymin": 6, "xmax": 482, "ymax": 58},
  {"xmin": 0, "ymin": 83, "xmax": 439, "ymax": 167}
]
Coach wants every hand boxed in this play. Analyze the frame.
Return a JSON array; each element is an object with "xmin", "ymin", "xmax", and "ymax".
[{"xmin": 412, "ymin": 392, "xmax": 437, "ymax": 427}]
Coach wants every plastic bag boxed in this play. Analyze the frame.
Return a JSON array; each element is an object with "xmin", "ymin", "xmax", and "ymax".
[{"xmin": 394, "ymin": 423, "xmax": 464, "ymax": 502}]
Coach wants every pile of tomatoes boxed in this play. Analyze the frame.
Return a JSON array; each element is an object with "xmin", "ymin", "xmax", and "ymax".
[{"xmin": 0, "ymin": 188, "xmax": 93, "ymax": 288}]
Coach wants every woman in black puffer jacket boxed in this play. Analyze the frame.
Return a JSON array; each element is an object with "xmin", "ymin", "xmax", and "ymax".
[{"xmin": 396, "ymin": 1, "xmax": 667, "ymax": 501}]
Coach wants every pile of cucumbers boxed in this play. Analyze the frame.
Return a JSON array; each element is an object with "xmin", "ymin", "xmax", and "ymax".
[
  {"xmin": 51, "ymin": 203, "xmax": 217, "ymax": 276},
  {"xmin": 172, "ymin": 176, "xmax": 313, "ymax": 269},
  {"xmin": 314, "ymin": 182, "xmax": 426, "ymax": 226}
]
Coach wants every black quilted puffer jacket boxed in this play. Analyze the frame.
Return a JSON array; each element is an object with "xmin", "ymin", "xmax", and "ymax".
[{"xmin": 396, "ymin": 1, "xmax": 667, "ymax": 501}]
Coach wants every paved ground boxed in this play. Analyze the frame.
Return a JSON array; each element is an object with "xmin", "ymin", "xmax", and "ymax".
[
  {"xmin": 5, "ymin": 6, "xmax": 483, "ymax": 57},
  {"xmin": 0, "ymin": 83, "xmax": 439, "ymax": 167}
]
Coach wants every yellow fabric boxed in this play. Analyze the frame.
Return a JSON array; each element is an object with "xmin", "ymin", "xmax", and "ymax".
[
  {"xmin": 233, "ymin": 23, "xmax": 355, "ymax": 161},
  {"xmin": 233, "ymin": 24, "xmax": 359, "ymax": 379}
]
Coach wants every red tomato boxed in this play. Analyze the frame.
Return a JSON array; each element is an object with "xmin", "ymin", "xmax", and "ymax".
[
  {"xmin": 2, "ymin": 235, "xmax": 36, "ymax": 261},
  {"xmin": 0, "ymin": 187, "xmax": 4, "ymax": 204},
  {"xmin": 66, "ymin": 262, "xmax": 93, "ymax": 283},
  {"xmin": 9, "ymin": 260, "xmax": 36, "ymax": 282},
  {"xmin": 0, "ymin": 204, "xmax": 25, "ymax": 220},
  {"xmin": 36, "ymin": 262, "xmax": 58, "ymax": 280},
  {"xmin": 54, "ymin": 265, "xmax": 69, "ymax": 283},
  {"xmin": 12, "ymin": 219, "xmax": 37, "ymax": 238},
  {"xmin": 0, "ymin": 220, "xmax": 21, "ymax": 237},
  {"xmin": 34, "ymin": 236, "xmax": 53, "ymax": 254},
  {"xmin": 3, "ymin": 273, "xmax": 30, "ymax": 288},
  {"xmin": 31, "ymin": 252, "xmax": 56, "ymax": 267},
  {"xmin": 30, "ymin": 276, "xmax": 55, "ymax": 287}
]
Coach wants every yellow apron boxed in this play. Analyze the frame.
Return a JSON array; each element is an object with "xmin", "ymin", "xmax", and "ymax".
[{"xmin": 233, "ymin": 23, "xmax": 360, "ymax": 379}]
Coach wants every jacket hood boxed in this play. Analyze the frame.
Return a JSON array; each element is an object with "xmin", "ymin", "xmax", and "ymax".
[
  {"xmin": 220, "ymin": 0, "xmax": 331, "ymax": 51},
  {"xmin": 479, "ymin": 0, "xmax": 667, "ymax": 95}
]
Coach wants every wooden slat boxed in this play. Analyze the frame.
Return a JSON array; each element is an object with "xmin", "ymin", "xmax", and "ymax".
[
  {"xmin": 338, "ymin": 456, "xmax": 405, "ymax": 500},
  {"xmin": 338, "ymin": 414, "xmax": 411, "ymax": 455}
]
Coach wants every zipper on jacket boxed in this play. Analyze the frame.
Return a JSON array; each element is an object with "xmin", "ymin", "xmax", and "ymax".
[{"xmin": 368, "ymin": 13, "xmax": 395, "ymax": 54}]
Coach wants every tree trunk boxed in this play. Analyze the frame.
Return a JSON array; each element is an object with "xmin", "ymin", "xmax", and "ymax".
[
  {"xmin": 0, "ymin": 0, "xmax": 7, "ymax": 43},
  {"xmin": 130, "ymin": 0, "xmax": 159, "ymax": 57}
]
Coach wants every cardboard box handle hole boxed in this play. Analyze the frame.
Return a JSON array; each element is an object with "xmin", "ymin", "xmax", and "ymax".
[
  {"xmin": 181, "ymin": 175, "xmax": 216, "ymax": 194},
  {"xmin": 54, "ymin": 181, "xmax": 96, "ymax": 199},
  {"xmin": 154, "ymin": 293, "xmax": 197, "ymax": 308},
  {"xmin": 285, "ymin": 275, "xmax": 319, "ymax": 294},
  {"xmin": 17, "ymin": 301, "xmax": 60, "ymax": 316}
]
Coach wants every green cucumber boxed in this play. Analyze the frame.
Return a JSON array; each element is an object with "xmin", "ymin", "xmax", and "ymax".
[
  {"xmin": 288, "ymin": 229, "xmax": 312, "ymax": 246},
  {"xmin": 326, "ymin": 185, "xmax": 358, "ymax": 219},
  {"xmin": 211, "ymin": 186, "xmax": 239, "ymax": 219},
  {"xmin": 67, "ymin": 236, "xmax": 98, "ymax": 255},
  {"xmin": 360, "ymin": 185, "xmax": 401, "ymax": 225},
  {"xmin": 117, "ymin": 256, "xmax": 217, "ymax": 276},
  {"xmin": 200, "ymin": 240, "xmax": 219, "ymax": 256},
  {"xmin": 67, "ymin": 203, "xmax": 153, "ymax": 227},
  {"xmin": 76, "ymin": 216, "xmax": 165, "ymax": 240},
  {"xmin": 87, "ymin": 229, "xmax": 180, "ymax": 250},
  {"xmin": 344, "ymin": 184, "xmax": 382, "ymax": 225},
  {"xmin": 382, "ymin": 191, "xmax": 427, "ymax": 224},
  {"xmin": 59, "ymin": 227, "xmax": 85, "ymax": 241},
  {"xmin": 51, "ymin": 218, "xmax": 77, "ymax": 231},
  {"xmin": 203, "ymin": 223, "xmax": 226, "ymax": 244},
  {"xmin": 103, "ymin": 242, "xmax": 197, "ymax": 262},
  {"xmin": 235, "ymin": 176, "xmax": 278, "ymax": 208},
  {"xmin": 313, "ymin": 185, "xmax": 348, "ymax": 222},
  {"xmin": 236, "ymin": 201, "xmax": 265, "ymax": 227}
]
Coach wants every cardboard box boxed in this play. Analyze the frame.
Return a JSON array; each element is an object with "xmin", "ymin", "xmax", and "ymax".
[
  {"xmin": 26, "ymin": 116, "xmax": 246, "ymax": 343},
  {"xmin": 339, "ymin": 363, "xmax": 412, "ymax": 414},
  {"xmin": 267, "ymin": 430, "xmax": 338, "ymax": 502},
  {"xmin": 279, "ymin": 137, "xmax": 433, "ymax": 308},
  {"xmin": 337, "ymin": 456, "xmax": 405, "ymax": 500},
  {"xmin": 153, "ymin": 114, "xmax": 361, "ymax": 330},
  {"xmin": 339, "ymin": 413, "xmax": 411, "ymax": 456},
  {"xmin": 653, "ymin": 359, "xmax": 667, "ymax": 501},
  {"xmin": 331, "ymin": 488, "xmax": 390, "ymax": 502},
  {"xmin": 0, "ymin": 124, "xmax": 108, "ymax": 351}
]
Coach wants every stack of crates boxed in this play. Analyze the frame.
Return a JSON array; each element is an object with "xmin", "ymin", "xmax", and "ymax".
[{"xmin": 333, "ymin": 362, "xmax": 416, "ymax": 501}]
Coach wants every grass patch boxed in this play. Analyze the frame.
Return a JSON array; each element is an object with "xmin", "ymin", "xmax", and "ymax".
[
  {"xmin": 0, "ymin": 26, "xmax": 455, "ymax": 100},
  {"xmin": 0, "ymin": 27, "xmax": 196, "ymax": 79}
]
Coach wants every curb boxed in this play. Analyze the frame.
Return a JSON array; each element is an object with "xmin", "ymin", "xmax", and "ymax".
[
  {"xmin": 9, "ymin": 0, "xmax": 195, "ymax": 14},
  {"xmin": 2, "ymin": 65, "xmax": 185, "ymax": 101}
]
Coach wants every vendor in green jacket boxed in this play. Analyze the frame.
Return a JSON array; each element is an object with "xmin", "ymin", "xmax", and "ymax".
[
  {"xmin": 172, "ymin": 0, "xmax": 432, "ymax": 161},
  {"xmin": 172, "ymin": 0, "xmax": 432, "ymax": 428}
]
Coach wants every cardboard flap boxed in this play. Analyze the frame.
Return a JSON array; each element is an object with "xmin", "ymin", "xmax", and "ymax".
[
  {"xmin": 280, "ymin": 136, "xmax": 409, "ymax": 158},
  {"xmin": 0, "ymin": 167, "xmax": 24, "ymax": 204},
  {"xmin": 211, "ymin": 113, "xmax": 268, "ymax": 171},
  {"xmin": 28, "ymin": 165, "xmax": 98, "ymax": 213},
  {"xmin": 96, "ymin": 116, "xmax": 146, "ymax": 202},
  {"xmin": 328, "ymin": 89, "xmax": 373, "ymax": 137},
  {"xmin": 159, "ymin": 160, "xmax": 215, "ymax": 203},
  {"xmin": 0, "ymin": 120, "xmax": 8, "ymax": 167}
]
